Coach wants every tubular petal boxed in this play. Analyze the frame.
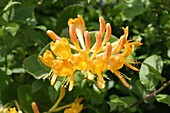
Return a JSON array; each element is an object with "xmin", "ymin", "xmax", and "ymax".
[
  {"xmin": 31, "ymin": 102, "xmax": 40, "ymax": 113},
  {"xmin": 124, "ymin": 62, "xmax": 140, "ymax": 72},
  {"xmin": 46, "ymin": 30, "xmax": 61, "ymax": 41},
  {"xmin": 99, "ymin": 16, "xmax": 106, "ymax": 37},
  {"xmin": 50, "ymin": 38, "xmax": 71, "ymax": 59},
  {"xmin": 123, "ymin": 42, "xmax": 134, "ymax": 58},
  {"xmin": 122, "ymin": 26, "xmax": 129, "ymax": 40},
  {"xmin": 129, "ymin": 42, "xmax": 143, "ymax": 46},
  {"xmin": 70, "ymin": 51, "xmax": 89, "ymax": 71},
  {"xmin": 86, "ymin": 71, "xmax": 94, "ymax": 80},
  {"xmin": 50, "ymin": 74, "xmax": 57, "ymax": 86},
  {"xmin": 68, "ymin": 15, "xmax": 85, "ymax": 33},
  {"xmin": 69, "ymin": 24, "xmax": 81, "ymax": 51},
  {"xmin": 69, "ymin": 74, "xmax": 74, "ymax": 91},
  {"xmin": 112, "ymin": 70, "xmax": 130, "ymax": 88},
  {"xmin": 97, "ymin": 75, "xmax": 105, "ymax": 89},
  {"xmin": 111, "ymin": 32, "xmax": 127, "ymax": 54},
  {"xmin": 90, "ymin": 32, "xmax": 102, "ymax": 59},
  {"xmin": 84, "ymin": 31, "xmax": 91, "ymax": 53},
  {"xmin": 64, "ymin": 108, "xmax": 78, "ymax": 113},
  {"xmin": 39, "ymin": 50, "xmax": 55, "ymax": 67},
  {"xmin": 108, "ymin": 54, "xmax": 124, "ymax": 70},
  {"xmin": 52, "ymin": 60, "xmax": 74, "ymax": 76},
  {"xmin": 78, "ymin": 15, "xmax": 85, "ymax": 31},
  {"xmin": 103, "ymin": 42, "xmax": 112, "ymax": 60},
  {"xmin": 102, "ymin": 23, "xmax": 111, "ymax": 46}
]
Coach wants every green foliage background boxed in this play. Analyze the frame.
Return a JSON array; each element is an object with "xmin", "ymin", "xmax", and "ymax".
[{"xmin": 0, "ymin": 0, "xmax": 170, "ymax": 113}]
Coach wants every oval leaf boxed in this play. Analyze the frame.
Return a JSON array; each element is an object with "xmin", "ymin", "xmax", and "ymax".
[{"xmin": 139, "ymin": 55, "xmax": 165, "ymax": 91}]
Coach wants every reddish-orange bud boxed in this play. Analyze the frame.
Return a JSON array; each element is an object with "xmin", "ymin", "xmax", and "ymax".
[
  {"xmin": 84, "ymin": 31, "xmax": 91, "ymax": 53},
  {"xmin": 103, "ymin": 23, "xmax": 111, "ymax": 46}
]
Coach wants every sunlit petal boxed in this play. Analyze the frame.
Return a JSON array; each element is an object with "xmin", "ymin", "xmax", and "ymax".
[
  {"xmin": 46, "ymin": 30, "xmax": 61, "ymax": 41},
  {"xmin": 99, "ymin": 16, "xmax": 106, "ymax": 37},
  {"xmin": 50, "ymin": 38, "xmax": 71, "ymax": 59},
  {"xmin": 39, "ymin": 50, "xmax": 55, "ymax": 67}
]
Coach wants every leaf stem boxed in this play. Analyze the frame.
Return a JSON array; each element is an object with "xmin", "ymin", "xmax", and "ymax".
[{"xmin": 119, "ymin": 80, "xmax": 170, "ymax": 113}]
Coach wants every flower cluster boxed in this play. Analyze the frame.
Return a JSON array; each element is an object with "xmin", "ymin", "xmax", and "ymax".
[{"xmin": 39, "ymin": 15, "xmax": 142, "ymax": 91}]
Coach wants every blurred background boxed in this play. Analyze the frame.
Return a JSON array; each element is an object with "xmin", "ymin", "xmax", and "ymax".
[{"xmin": 0, "ymin": 0, "xmax": 170, "ymax": 113}]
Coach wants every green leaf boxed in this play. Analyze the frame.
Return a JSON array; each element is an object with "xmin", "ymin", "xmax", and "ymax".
[
  {"xmin": 13, "ymin": 5, "xmax": 35, "ymax": 21},
  {"xmin": 1, "ymin": 82, "xmax": 18, "ymax": 104},
  {"xmin": 31, "ymin": 80, "xmax": 44, "ymax": 93},
  {"xmin": 5, "ymin": 22, "xmax": 20, "ymax": 36},
  {"xmin": 35, "ymin": 25, "xmax": 47, "ymax": 31},
  {"xmin": 131, "ymin": 80, "xmax": 147, "ymax": 97},
  {"xmin": 48, "ymin": 85, "xmax": 59, "ymax": 103},
  {"xmin": 74, "ymin": 71, "xmax": 84, "ymax": 83},
  {"xmin": 87, "ymin": 0, "xmax": 91, "ymax": 3},
  {"xmin": 143, "ymin": 63, "xmax": 166, "ymax": 82},
  {"xmin": 167, "ymin": 49, "xmax": 170, "ymax": 58},
  {"xmin": 108, "ymin": 95, "xmax": 137, "ymax": 112},
  {"xmin": 156, "ymin": 94, "xmax": 170, "ymax": 107},
  {"xmin": 0, "ymin": 70, "xmax": 12, "ymax": 92},
  {"xmin": 0, "ymin": 31, "xmax": 20, "ymax": 57},
  {"xmin": 121, "ymin": 0, "xmax": 146, "ymax": 21},
  {"xmin": 2, "ymin": 1, "xmax": 21, "ymax": 12},
  {"xmin": 18, "ymin": 85, "xmax": 33, "ymax": 113},
  {"xmin": 23, "ymin": 54, "xmax": 48, "ymax": 79},
  {"xmin": 139, "ymin": 55, "xmax": 164, "ymax": 91},
  {"xmin": 12, "ymin": 67, "xmax": 25, "ymax": 73}
]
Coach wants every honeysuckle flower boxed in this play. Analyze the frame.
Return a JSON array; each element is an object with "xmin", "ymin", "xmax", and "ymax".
[
  {"xmin": 111, "ymin": 27, "xmax": 128, "ymax": 54},
  {"xmin": 70, "ymin": 51, "xmax": 90, "ymax": 71},
  {"xmin": 39, "ymin": 50, "xmax": 55, "ymax": 67},
  {"xmin": 52, "ymin": 59, "xmax": 74, "ymax": 76},
  {"xmin": 64, "ymin": 97, "xmax": 83, "ymax": 113},
  {"xmin": 50, "ymin": 38, "xmax": 72, "ymax": 60},
  {"xmin": 108, "ymin": 38, "xmax": 142, "ymax": 88},
  {"xmin": 51, "ymin": 59, "xmax": 75, "ymax": 91},
  {"xmin": 68, "ymin": 15, "xmax": 86, "ymax": 50},
  {"xmin": 108, "ymin": 54, "xmax": 131, "ymax": 88},
  {"xmin": 93, "ymin": 42, "xmax": 112, "ymax": 89},
  {"xmin": 7, "ymin": 108, "xmax": 18, "ymax": 113},
  {"xmin": 39, "ymin": 15, "xmax": 142, "ymax": 90}
]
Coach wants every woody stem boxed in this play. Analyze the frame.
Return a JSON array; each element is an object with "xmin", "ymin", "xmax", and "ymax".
[{"xmin": 119, "ymin": 80, "xmax": 170, "ymax": 113}]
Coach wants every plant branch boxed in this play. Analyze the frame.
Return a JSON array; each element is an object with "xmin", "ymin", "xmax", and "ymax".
[{"xmin": 119, "ymin": 80, "xmax": 170, "ymax": 113}]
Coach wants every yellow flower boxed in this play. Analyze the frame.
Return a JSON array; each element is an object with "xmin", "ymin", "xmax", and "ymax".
[
  {"xmin": 64, "ymin": 108, "xmax": 78, "ymax": 113},
  {"xmin": 68, "ymin": 15, "xmax": 86, "ymax": 50},
  {"xmin": 39, "ymin": 15, "xmax": 142, "ymax": 90},
  {"xmin": 39, "ymin": 50, "xmax": 55, "ymax": 67},
  {"xmin": 64, "ymin": 97, "xmax": 83, "ymax": 113},
  {"xmin": 108, "ymin": 37, "xmax": 142, "ymax": 88},
  {"xmin": 52, "ymin": 59, "xmax": 74, "ymax": 76},
  {"xmin": 7, "ymin": 108, "xmax": 18, "ymax": 113},
  {"xmin": 50, "ymin": 38, "xmax": 72, "ymax": 60},
  {"xmin": 108, "ymin": 54, "xmax": 130, "ymax": 88},
  {"xmin": 68, "ymin": 15, "xmax": 85, "ymax": 33},
  {"xmin": 93, "ymin": 42, "xmax": 112, "ymax": 89},
  {"xmin": 70, "ymin": 51, "xmax": 90, "ymax": 71}
]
